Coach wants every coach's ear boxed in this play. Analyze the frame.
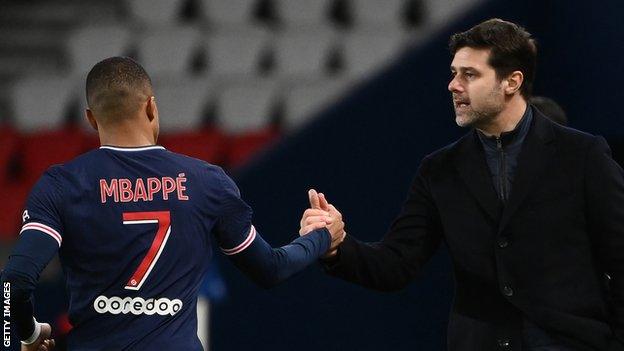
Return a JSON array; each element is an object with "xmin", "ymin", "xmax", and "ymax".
[
  {"xmin": 503, "ymin": 70, "xmax": 524, "ymax": 96},
  {"xmin": 86, "ymin": 109, "xmax": 98, "ymax": 131}
]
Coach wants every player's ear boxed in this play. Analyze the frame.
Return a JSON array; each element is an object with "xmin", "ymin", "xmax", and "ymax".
[
  {"xmin": 86, "ymin": 109, "xmax": 98, "ymax": 131},
  {"xmin": 146, "ymin": 96, "xmax": 158, "ymax": 123}
]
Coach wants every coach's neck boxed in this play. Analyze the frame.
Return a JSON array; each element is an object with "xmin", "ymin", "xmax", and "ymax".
[{"xmin": 477, "ymin": 95, "xmax": 527, "ymax": 138}]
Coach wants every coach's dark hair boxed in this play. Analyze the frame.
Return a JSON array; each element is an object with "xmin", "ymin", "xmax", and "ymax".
[
  {"xmin": 449, "ymin": 18, "xmax": 537, "ymax": 98},
  {"xmin": 86, "ymin": 56, "xmax": 153, "ymax": 120}
]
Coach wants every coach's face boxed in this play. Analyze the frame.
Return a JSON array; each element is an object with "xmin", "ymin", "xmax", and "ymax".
[{"xmin": 448, "ymin": 47, "xmax": 506, "ymax": 129}]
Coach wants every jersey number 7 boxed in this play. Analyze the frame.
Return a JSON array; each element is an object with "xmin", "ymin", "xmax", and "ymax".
[{"xmin": 122, "ymin": 211, "xmax": 171, "ymax": 290}]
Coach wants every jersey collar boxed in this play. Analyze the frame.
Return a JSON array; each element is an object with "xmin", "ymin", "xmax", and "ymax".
[{"xmin": 99, "ymin": 145, "xmax": 166, "ymax": 152}]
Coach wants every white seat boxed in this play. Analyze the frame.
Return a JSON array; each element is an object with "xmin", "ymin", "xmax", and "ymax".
[
  {"xmin": 152, "ymin": 76, "xmax": 213, "ymax": 132},
  {"xmin": 66, "ymin": 25, "xmax": 132, "ymax": 75},
  {"xmin": 216, "ymin": 78, "xmax": 278, "ymax": 134},
  {"xmin": 69, "ymin": 75, "xmax": 92, "ymax": 131},
  {"xmin": 11, "ymin": 76, "xmax": 75, "ymax": 132},
  {"xmin": 351, "ymin": 0, "xmax": 406, "ymax": 27},
  {"xmin": 136, "ymin": 26, "xmax": 201, "ymax": 76},
  {"xmin": 127, "ymin": 0, "xmax": 186, "ymax": 25},
  {"xmin": 273, "ymin": 0, "xmax": 333, "ymax": 26},
  {"xmin": 424, "ymin": 0, "xmax": 483, "ymax": 25},
  {"xmin": 200, "ymin": 0, "xmax": 258, "ymax": 26},
  {"xmin": 73, "ymin": 73, "xmax": 213, "ymax": 133},
  {"xmin": 341, "ymin": 27, "xmax": 406, "ymax": 79},
  {"xmin": 282, "ymin": 78, "xmax": 350, "ymax": 131},
  {"xmin": 206, "ymin": 26, "xmax": 270, "ymax": 78},
  {"xmin": 273, "ymin": 28, "xmax": 336, "ymax": 80}
]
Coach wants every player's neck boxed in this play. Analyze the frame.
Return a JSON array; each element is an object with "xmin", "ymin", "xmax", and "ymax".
[{"xmin": 98, "ymin": 125, "xmax": 156, "ymax": 148}]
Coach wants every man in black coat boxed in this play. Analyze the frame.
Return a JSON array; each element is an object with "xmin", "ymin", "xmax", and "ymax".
[{"xmin": 301, "ymin": 19, "xmax": 624, "ymax": 351}]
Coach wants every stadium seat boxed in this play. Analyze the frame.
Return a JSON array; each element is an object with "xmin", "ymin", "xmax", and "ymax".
[
  {"xmin": 350, "ymin": 0, "xmax": 407, "ymax": 27},
  {"xmin": 136, "ymin": 26, "xmax": 202, "ymax": 76},
  {"xmin": 67, "ymin": 25, "xmax": 132, "ymax": 131},
  {"xmin": 159, "ymin": 128, "xmax": 227, "ymax": 165},
  {"xmin": 273, "ymin": 0, "xmax": 333, "ymax": 27},
  {"xmin": 151, "ymin": 76, "xmax": 213, "ymax": 132},
  {"xmin": 127, "ymin": 0, "xmax": 186, "ymax": 25},
  {"xmin": 424, "ymin": 0, "xmax": 481, "ymax": 25},
  {"xmin": 216, "ymin": 78, "xmax": 278, "ymax": 134},
  {"xmin": 281, "ymin": 78, "xmax": 350, "ymax": 131},
  {"xmin": 272, "ymin": 28, "xmax": 337, "ymax": 80},
  {"xmin": 74, "ymin": 94, "xmax": 94, "ymax": 132},
  {"xmin": 82, "ymin": 130, "xmax": 101, "ymax": 152},
  {"xmin": 11, "ymin": 76, "xmax": 75, "ymax": 132},
  {"xmin": 66, "ymin": 25, "xmax": 132, "ymax": 75},
  {"xmin": 0, "ymin": 181, "xmax": 30, "ymax": 240},
  {"xmin": 0, "ymin": 126, "xmax": 19, "ymax": 185},
  {"xmin": 227, "ymin": 128, "xmax": 280, "ymax": 168},
  {"xmin": 18, "ymin": 128, "xmax": 85, "ymax": 186},
  {"xmin": 55, "ymin": 313, "xmax": 73, "ymax": 339},
  {"xmin": 200, "ymin": 0, "xmax": 259, "ymax": 26},
  {"xmin": 341, "ymin": 27, "xmax": 406, "ymax": 79},
  {"xmin": 205, "ymin": 26, "xmax": 270, "ymax": 78}
]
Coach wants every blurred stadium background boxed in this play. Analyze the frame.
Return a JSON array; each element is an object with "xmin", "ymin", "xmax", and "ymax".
[{"xmin": 0, "ymin": 0, "xmax": 623, "ymax": 350}]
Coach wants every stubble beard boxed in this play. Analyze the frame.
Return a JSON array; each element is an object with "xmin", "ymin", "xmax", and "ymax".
[{"xmin": 454, "ymin": 88, "xmax": 504, "ymax": 130}]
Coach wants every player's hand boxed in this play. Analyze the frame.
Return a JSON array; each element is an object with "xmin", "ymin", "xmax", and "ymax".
[
  {"xmin": 21, "ymin": 322, "xmax": 55, "ymax": 351},
  {"xmin": 302, "ymin": 189, "xmax": 346, "ymax": 258},
  {"xmin": 299, "ymin": 207, "xmax": 333, "ymax": 236}
]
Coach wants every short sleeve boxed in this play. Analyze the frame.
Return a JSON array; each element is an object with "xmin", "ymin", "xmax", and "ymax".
[
  {"xmin": 212, "ymin": 168, "xmax": 255, "ymax": 255},
  {"xmin": 20, "ymin": 168, "xmax": 65, "ymax": 247}
]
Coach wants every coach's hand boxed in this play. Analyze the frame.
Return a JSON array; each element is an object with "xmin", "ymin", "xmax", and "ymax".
[
  {"xmin": 301, "ymin": 189, "xmax": 346, "ymax": 258},
  {"xmin": 21, "ymin": 322, "xmax": 55, "ymax": 351}
]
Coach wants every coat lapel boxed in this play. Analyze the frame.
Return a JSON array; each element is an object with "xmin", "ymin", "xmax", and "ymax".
[
  {"xmin": 498, "ymin": 112, "xmax": 556, "ymax": 233},
  {"xmin": 455, "ymin": 131, "xmax": 502, "ymax": 222}
]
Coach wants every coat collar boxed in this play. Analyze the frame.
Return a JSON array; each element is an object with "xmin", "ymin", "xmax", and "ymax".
[
  {"xmin": 498, "ymin": 108, "xmax": 555, "ymax": 232},
  {"xmin": 454, "ymin": 107, "xmax": 556, "ymax": 229}
]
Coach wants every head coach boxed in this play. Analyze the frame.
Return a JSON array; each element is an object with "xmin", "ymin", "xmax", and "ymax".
[{"xmin": 304, "ymin": 18, "xmax": 624, "ymax": 351}]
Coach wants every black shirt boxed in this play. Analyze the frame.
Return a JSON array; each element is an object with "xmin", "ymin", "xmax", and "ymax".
[{"xmin": 477, "ymin": 105, "xmax": 533, "ymax": 203}]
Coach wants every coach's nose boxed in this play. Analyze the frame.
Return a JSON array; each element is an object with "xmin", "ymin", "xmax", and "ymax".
[{"xmin": 448, "ymin": 75, "xmax": 465, "ymax": 93}]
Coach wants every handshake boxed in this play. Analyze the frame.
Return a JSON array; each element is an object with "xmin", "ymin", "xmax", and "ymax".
[{"xmin": 299, "ymin": 189, "xmax": 346, "ymax": 258}]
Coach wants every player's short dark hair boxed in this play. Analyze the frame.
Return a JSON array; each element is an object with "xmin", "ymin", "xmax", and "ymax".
[
  {"xmin": 86, "ymin": 56, "xmax": 153, "ymax": 121},
  {"xmin": 449, "ymin": 18, "xmax": 537, "ymax": 98},
  {"xmin": 530, "ymin": 96, "xmax": 568, "ymax": 126}
]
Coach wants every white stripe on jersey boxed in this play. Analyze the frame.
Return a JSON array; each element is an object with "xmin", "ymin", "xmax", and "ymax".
[
  {"xmin": 123, "ymin": 219, "xmax": 159, "ymax": 225},
  {"xmin": 99, "ymin": 145, "xmax": 165, "ymax": 152},
  {"xmin": 20, "ymin": 222, "xmax": 62, "ymax": 247},
  {"xmin": 221, "ymin": 225, "xmax": 257, "ymax": 255}
]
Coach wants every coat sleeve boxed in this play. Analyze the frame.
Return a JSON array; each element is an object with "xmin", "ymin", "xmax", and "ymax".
[
  {"xmin": 324, "ymin": 156, "xmax": 444, "ymax": 291},
  {"xmin": 584, "ymin": 136, "xmax": 624, "ymax": 349}
]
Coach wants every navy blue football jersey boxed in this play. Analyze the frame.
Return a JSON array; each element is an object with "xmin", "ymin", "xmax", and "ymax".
[{"xmin": 20, "ymin": 145, "xmax": 262, "ymax": 350}]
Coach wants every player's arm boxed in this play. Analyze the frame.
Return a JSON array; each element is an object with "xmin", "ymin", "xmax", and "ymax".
[
  {"xmin": 212, "ymin": 170, "xmax": 341, "ymax": 289},
  {"xmin": 584, "ymin": 136, "xmax": 624, "ymax": 347},
  {"xmin": 2, "ymin": 233, "xmax": 57, "ymax": 350},
  {"xmin": 307, "ymin": 157, "xmax": 444, "ymax": 292},
  {"xmin": 222, "ymin": 225, "xmax": 336, "ymax": 289},
  {"xmin": 1, "ymin": 169, "xmax": 63, "ymax": 348}
]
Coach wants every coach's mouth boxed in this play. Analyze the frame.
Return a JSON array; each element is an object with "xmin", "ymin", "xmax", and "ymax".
[{"xmin": 454, "ymin": 100, "xmax": 470, "ymax": 108}]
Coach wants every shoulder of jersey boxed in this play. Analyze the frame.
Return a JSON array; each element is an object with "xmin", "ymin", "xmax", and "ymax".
[{"xmin": 163, "ymin": 149, "xmax": 224, "ymax": 172}]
